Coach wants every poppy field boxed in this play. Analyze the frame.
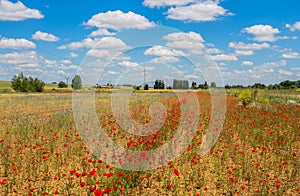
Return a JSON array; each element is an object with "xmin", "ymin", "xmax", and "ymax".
[{"xmin": 0, "ymin": 91, "xmax": 299, "ymax": 195}]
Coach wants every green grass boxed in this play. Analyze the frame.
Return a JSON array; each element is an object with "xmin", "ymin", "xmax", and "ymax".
[{"xmin": 0, "ymin": 80, "xmax": 12, "ymax": 92}]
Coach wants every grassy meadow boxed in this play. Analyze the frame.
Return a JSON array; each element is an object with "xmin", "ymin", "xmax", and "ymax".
[{"xmin": 0, "ymin": 80, "xmax": 299, "ymax": 195}]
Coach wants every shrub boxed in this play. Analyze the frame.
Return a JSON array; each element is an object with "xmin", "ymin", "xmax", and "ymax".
[
  {"xmin": 58, "ymin": 81, "xmax": 68, "ymax": 88},
  {"xmin": 257, "ymin": 91, "xmax": 270, "ymax": 104},
  {"xmin": 144, "ymin": 84, "xmax": 149, "ymax": 90},
  {"xmin": 239, "ymin": 90, "xmax": 252, "ymax": 107},
  {"xmin": 71, "ymin": 75, "xmax": 82, "ymax": 90},
  {"xmin": 11, "ymin": 73, "xmax": 45, "ymax": 92}
]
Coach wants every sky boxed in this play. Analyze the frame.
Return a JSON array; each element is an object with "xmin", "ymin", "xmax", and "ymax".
[{"xmin": 0, "ymin": 0, "xmax": 300, "ymax": 86}]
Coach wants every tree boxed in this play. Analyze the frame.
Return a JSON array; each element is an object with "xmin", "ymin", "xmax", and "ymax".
[
  {"xmin": 11, "ymin": 72, "xmax": 45, "ymax": 92},
  {"xmin": 191, "ymin": 81, "xmax": 197, "ymax": 89},
  {"xmin": 144, "ymin": 84, "xmax": 149, "ymax": 90},
  {"xmin": 173, "ymin": 79, "xmax": 189, "ymax": 89},
  {"xmin": 154, "ymin": 79, "xmax": 165, "ymax": 89},
  {"xmin": 72, "ymin": 75, "xmax": 82, "ymax": 90},
  {"xmin": 58, "ymin": 81, "xmax": 68, "ymax": 88},
  {"xmin": 210, "ymin": 82, "xmax": 216, "ymax": 88}
]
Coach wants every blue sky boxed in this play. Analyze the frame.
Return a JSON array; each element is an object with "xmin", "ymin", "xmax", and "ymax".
[{"xmin": 0, "ymin": 0, "xmax": 299, "ymax": 86}]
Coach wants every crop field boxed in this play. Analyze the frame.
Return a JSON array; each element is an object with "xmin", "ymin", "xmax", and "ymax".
[{"xmin": 0, "ymin": 91, "xmax": 299, "ymax": 195}]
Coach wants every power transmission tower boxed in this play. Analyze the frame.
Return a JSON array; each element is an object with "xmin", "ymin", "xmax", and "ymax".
[
  {"xmin": 144, "ymin": 66, "xmax": 146, "ymax": 86},
  {"xmin": 65, "ymin": 76, "xmax": 70, "ymax": 88}
]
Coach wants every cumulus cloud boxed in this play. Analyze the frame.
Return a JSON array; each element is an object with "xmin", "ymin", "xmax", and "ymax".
[
  {"xmin": 281, "ymin": 52, "xmax": 300, "ymax": 59},
  {"xmin": 150, "ymin": 56, "xmax": 180, "ymax": 63},
  {"xmin": 107, "ymin": 71, "xmax": 120, "ymax": 75},
  {"xmin": 262, "ymin": 60, "xmax": 287, "ymax": 68},
  {"xmin": 286, "ymin": 21, "xmax": 300, "ymax": 32},
  {"xmin": 228, "ymin": 42, "xmax": 270, "ymax": 50},
  {"xmin": 85, "ymin": 10, "xmax": 155, "ymax": 30},
  {"xmin": 0, "ymin": 37, "xmax": 36, "ymax": 49},
  {"xmin": 235, "ymin": 50, "xmax": 254, "ymax": 56},
  {"xmin": 118, "ymin": 61, "xmax": 139, "ymax": 68},
  {"xmin": 60, "ymin": 60, "xmax": 72, "ymax": 64},
  {"xmin": 207, "ymin": 48, "xmax": 223, "ymax": 54},
  {"xmin": 86, "ymin": 49, "xmax": 130, "ymax": 61},
  {"xmin": 242, "ymin": 24, "xmax": 280, "ymax": 42},
  {"xmin": 0, "ymin": 0, "xmax": 44, "ymax": 21},
  {"xmin": 143, "ymin": 0, "xmax": 196, "ymax": 8},
  {"xmin": 58, "ymin": 37, "xmax": 129, "ymax": 50},
  {"xmin": 88, "ymin": 29, "xmax": 115, "ymax": 37},
  {"xmin": 144, "ymin": 45, "xmax": 186, "ymax": 56},
  {"xmin": 163, "ymin": 32, "xmax": 205, "ymax": 54},
  {"xmin": 32, "ymin": 31, "xmax": 60, "ymax": 42},
  {"xmin": 241, "ymin": 61, "xmax": 254, "ymax": 66},
  {"xmin": 210, "ymin": 54, "xmax": 238, "ymax": 61},
  {"xmin": 279, "ymin": 69, "xmax": 293, "ymax": 76},
  {"xmin": 166, "ymin": 1, "xmax": 232, "ymax": 22},
  {"xmin": 69, "ymin": 52, "xmax": 78, "ymax": 58},
  {"xmin": 0, "ymin": 51, "xmax": 41, "ymax": 65}
]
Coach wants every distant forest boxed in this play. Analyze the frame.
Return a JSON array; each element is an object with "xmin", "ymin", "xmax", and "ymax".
[{"xmin": 225, "ymin": 80, "xmax": 300, "ymax": 89}]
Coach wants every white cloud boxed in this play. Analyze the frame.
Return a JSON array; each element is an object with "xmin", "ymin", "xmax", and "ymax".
[
  {"xmin": 210, "ymin": 54, "xmax": 238, "ymax": 61},
  {"xmin": 0, "ymin": 51, "xmax": 41, "ymax": 65},
  {"xmin": 279, "ymin": 69, "xmax": 293, "ymax": 76},
  {"xmin": 235, "ymin": 50, "xmax": 254, "ymax": 56},
  {"xmin": 86, "ymin": 49, "xmax": 130, "ymax": 61},
  {"xmin": 163, "ymin": 32, "xmax": 205, "ymax": 54},
  {"xmin": 144, "ymin": 45, "xmax": 186, "ymax": 56},
  {"xmin": 241, "ymin": 61, "xmax": 254, "ymax": 66},
  {"xmin": 262, "ymin": 68, "xmax": 274, "ymax": 73},
  {"xmin": 262, "ymin": 60, "xmax": 287, "ymax": 68},
  {"xmin": 163, "ymin": 31, "xmax": 205, "ymax": 42},
  {"xmin": 0, "ymin": 0, "xmax": 44, "ymax": 21},
  {"xmin": 61, "ymin": 60, "xmax": 72, "ymax": 64},
  {"xmin": 229, "ymin": 42, "xmax": 270, "ymax": 50},
  {"xmin": 58, "ymin": 37, "xmax": 129, "ymax": 50},
  {"xmin": 143, "ymin": 0, "xmax": 196, "ymax": 8},
  {"xmin": 166, "ymin": 1, "xmax": 232, "ymax": 22},
  {"xmin": 242, "ymin": 24, "xmax": 280, "ymax": 42},
  {"xmin": 88, "ymin": 29, "xmax": 115, "ymax": 37},
  {"xmin": 0, "ymin": 37, "xmax": 36, "ymax": 49},
  {"xmin": 286, "ymin": 21, "xmax": 300, "ymax": 32},
  {"xmin": 207, "ymin": 48, "xmax": 223, "ymax": 54},
  {"xmin": 150, "ymin": 56, "xmax": 179, "ymax": 63},
  {"xmin": 32, "ymin": 31, "xmax": 59, "ymax": 42},
  {"xmin": 281, "ymin": 52, "xmax": 300, "ymax": 59},
  {"xmin": 118, "ymin": 61, "xmax": 139, "ymax": 68},
  {"xmin": 107, "ymin": 71, "xmax": 120, "ymax": 75},
  {"xmin": 291, "ymin": 67, "xmax": 300, "ymax": 71},
  {"xmin": 69, "ymin": 52, "xmax": 78, "ymax": 58},
  {"xmin": 85, "ymin": 10, "xmax": 155, "ymax": 30}
]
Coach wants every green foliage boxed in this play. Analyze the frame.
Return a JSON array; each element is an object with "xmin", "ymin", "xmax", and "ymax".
[
  {"xmin": 233, "ymin": 89, "xmax": 240, "ymax": 97},
  {"xmin": 257, "ymin": 91, "xmax": 270, "ymax": 104},
  {"xmin": 173, "ymin": 79, "xmax": 189, "ymax": 89},
  {"xmin": 210, "ymin": 82, "xmax": 217, "ymax": 88},
  {"xmin": 71, "ymin": 75, "xmax": 82, "ymax": 90},
  {"xmin": 154, "ymin": 79, "xmax": 165, "ymax": 89},
  {"xmin": 239, "ymin": 90, "xmax": 252, "ymax": 107},
  {"xmin": 191, "ymin": 81, "xmax": 197, "ymax": 89},
  {"xmin": 11, "ymin": 73, "xmax": 45, "ymax": 92},
  {"xmin": 143, "ymin": 84, "xmax": 149, "ymax": 90},
  {"xmin": 58, "ymin": 81, "xmax": 68, "ymax": 88},
  {"xmin": 198, "ymin": 81, "xmax": 209, "ymax": 89}
]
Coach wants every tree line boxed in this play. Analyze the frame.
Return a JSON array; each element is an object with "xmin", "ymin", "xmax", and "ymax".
[
  {"xmin": 11, "ymin": 73, "xmax": 83, "ymax": 92},
  {"xmin": 225, "ymin": 80, "xmax": 300, "ymax": 90}
]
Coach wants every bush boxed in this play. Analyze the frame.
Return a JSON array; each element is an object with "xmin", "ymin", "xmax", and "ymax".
[
  {"xmin": 144, "ymin": 84, "xmax": 149, "ymax": 90},
  {"xmin": 58, "ymin": 81, "xmax": 68, "ymax": 88},
  {"xmin": 257, "ymin": 91, "xmax": 270, "ymax": 104},
  {"xmin": 11, "ymin": 73, "xmax": 45, "ymax": 92},
  {"xmin": 72, "ymin": 75, "xmax": 82, "ymax": 90},
  {"xmin": 239, "ymin": 90, "xmax": 252, "ymax": 107}
]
